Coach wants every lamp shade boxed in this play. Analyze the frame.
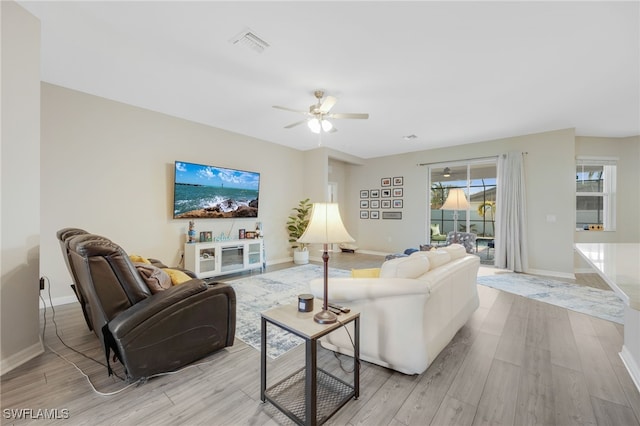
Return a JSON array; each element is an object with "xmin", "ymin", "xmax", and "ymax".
[
  {"xmin": 298, "ymin": 203, "xmax": 354, "ymax": 244},
  {"xmin": 440, "ymin": 188, "xmax": 469, "ymax": 211}
]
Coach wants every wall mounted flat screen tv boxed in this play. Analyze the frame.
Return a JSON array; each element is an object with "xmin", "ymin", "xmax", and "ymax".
[{"xmin": 173, "ymin": 161, "xmax": 260, "ymax": 219}]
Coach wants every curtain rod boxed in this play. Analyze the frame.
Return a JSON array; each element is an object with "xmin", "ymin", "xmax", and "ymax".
[
  {"xmin": 416, "ymin": 155, "xmax": 499, "ymax": 167},
  {"xmin": 417, "ymin": 152, "xmax": 528, "ymax": 167}
]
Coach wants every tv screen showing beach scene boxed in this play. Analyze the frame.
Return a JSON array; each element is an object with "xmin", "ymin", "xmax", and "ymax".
[{"xmin": 173, "ymin": 161, "xmax": 260, "ymax": 219}]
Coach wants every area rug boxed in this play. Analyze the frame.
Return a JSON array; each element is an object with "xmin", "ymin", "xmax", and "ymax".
[
  {"xmin": 477, "ymin": 273, "xmax": 624, "ymax": 324},
  {"xmin": 227, "ymin": 264, "xmax": 351, "ymax": 359}
]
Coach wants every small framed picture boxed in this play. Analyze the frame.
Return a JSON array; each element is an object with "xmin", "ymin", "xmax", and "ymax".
[
  {"xmin": 360, "ymin": 200, "xmax": 369, "ymax": 208},
  {"xmin": 370, "ymin": 211, "xmax": 380, "ymax": 219},
  {"xmin": 393, "ymin": 199, "xmax": 403, "ymax": 208},
  {"xmin": 393, "ymin": 176, "xmax": 404, "ymax": 186},
  {"xmin": 360, "ymin": 190, "xmax": 369, "ymax": 198},
  {"xmin": 200, "ymin": 232, "xmax": 207, "ymax": 242},
  {"xmin": 381, "ymin": 200, "xmax": 391, "ymax": 209},
  {"xmin": 393, "ymin": 188, "xmax": 403, "ymax": 197},
  {"xmin": 370, "ymin": 200, "xmax": 380, "ymax": 209},
  {"xmin": 370, "ymin": 189, "xmax": 380, "ymax": 198},
  {"xmin": 381, "ymin": 189, "xmax": 391, "ymax": 198},
  {"xmin": 245, "ymin": 231, "xmax": 256, "ymax": 239},
  {"xmin": 381, "ymin": 177, "xmax": 391, "ymax": 187},
  {"xmin": 239, "ymin": 229, "xmax": 246, "ymax": 239},
  {"xmin": 360, "ymin": 210, "xmax": 369, "ymax": 219}
]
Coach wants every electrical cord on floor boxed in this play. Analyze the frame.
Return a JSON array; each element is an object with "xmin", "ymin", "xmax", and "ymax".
[
  {"xmin": 39, "ymin": 276, "xmax": 220, "ymax": 395},
  {"xmin": 333, "ymin": 315, "xmax": 361, "ymax": 374},
  {"xmin": 42, "ymin": 277, "xmax": 124, "ymax": 379},
  {"xmin": 40, "ymin": 276, "xmax": 139, "ymax": 395}
]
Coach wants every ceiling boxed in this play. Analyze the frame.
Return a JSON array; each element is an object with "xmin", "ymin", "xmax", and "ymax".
[{"xmin": 18, "ymin": 1, "xmax": 639, "ymax": 159}]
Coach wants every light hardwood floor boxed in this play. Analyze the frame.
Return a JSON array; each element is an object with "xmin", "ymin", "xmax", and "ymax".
[{"xmin": 2, "ymin": 254, "xmax": 639, "ymax": 425}]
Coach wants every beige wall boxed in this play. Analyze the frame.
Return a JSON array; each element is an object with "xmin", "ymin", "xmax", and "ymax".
[
  {"xmin": 343, "ymin": 128, "xmax": 578, "ymax": 277},
  {"xmin": 4, "ymin": 0, "xmax": 639, "ymax": 376},
  {"xmin": 1, "ymin": 1, "xmax": 43, "ymax": 373},
  {"xmin": 40, "ymin": 83, "xmax": 307, "ymax": 305},
  {"xmin": 575, "ymin": 135, "xmax": 640, "ymax": 243},
  {"xmin": 574, "ymin": 135, "xmax": 640, "ymax": 270}
]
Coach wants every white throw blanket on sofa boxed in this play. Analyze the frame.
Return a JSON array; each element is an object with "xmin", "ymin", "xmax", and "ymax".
[{"xmin": 310, "ymin": 244, "xmax": 480, "ymax": 375}]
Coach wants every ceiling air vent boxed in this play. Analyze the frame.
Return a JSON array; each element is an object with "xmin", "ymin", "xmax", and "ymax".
[{"xmin": 229, "ymin": 27, "xmax": 270, "ymax": 53}]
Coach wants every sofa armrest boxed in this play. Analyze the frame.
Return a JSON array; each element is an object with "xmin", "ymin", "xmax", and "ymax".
[{"xmin": 310, "ymin": 277, "xmax": 430, "ymax": 303}]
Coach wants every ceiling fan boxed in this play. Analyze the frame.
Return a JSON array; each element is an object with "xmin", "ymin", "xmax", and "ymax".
[{"xmin": 273, "ymin": 90, "xmax": 369, "ymax": 134}]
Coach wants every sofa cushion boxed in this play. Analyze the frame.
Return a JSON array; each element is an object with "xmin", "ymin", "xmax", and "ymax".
[
  {"xmin": 424, "ymin": 250, "xmax": 452, "ymax": 269},
  {"xmin": 380, "ymin": 255, "xmax": 430, "ymax": 279},
  {"xmin": 351, "ymin": 268, "xmax": 381, "ymax": 278},
  {"xmin": 440, "ymin": 244, "xmax": 466, "ymax": 260}
]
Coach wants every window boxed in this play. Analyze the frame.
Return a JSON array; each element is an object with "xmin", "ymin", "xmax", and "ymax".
[
  {"xmin": 576, "ymin": 159, "xmax": 616, "ymax": 231},
  {"xmin": 428, "ymin": 161, "xmax": 497, "ymax": 239}
]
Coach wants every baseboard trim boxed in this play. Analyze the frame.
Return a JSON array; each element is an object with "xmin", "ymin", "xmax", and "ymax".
[
  {"xmin": 355, "ymin": 249, "xmax": 389, "ymax": 256},
  {"xmin": 526, "ymin": 268, "xmax": 576, "ymax": 280},
  {"xmin": 574, "ymin": 267, "xmax": 595, "ymax": 274},
  {"xmin": 266, "ymin": 257, "xmax": 293, "ymax": 266},
  {"xmin": 0, "ymin": 340, "xmax": 44, "ymax": 376},
  {"xmin": 620, "ymin": 346, "xmax": 640, "ymax": 393}
]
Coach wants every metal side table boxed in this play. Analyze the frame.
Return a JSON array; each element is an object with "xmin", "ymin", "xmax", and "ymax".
[{"xmin": 260, "ymin": 301, "xmax": 360, "ymax": 425}]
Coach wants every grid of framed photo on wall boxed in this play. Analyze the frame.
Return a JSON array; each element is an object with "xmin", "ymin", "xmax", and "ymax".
[{"xmin": 360, "ymin": 176, "xmax": 403, "ymax": 220}]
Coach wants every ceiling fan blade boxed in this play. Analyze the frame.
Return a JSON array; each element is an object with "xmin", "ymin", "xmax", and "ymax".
[
  {"xmin": 284, "ymin": 119, "xmax": 307, "ymax": 129},
  {"xmin": 328, "ymin": 112, "xmax": 369, "ymax": 119},
  {"xmin": 273, "ymin": 105, "xmax": 307, "ymax": 114},
  {"xmin": 318, "ymin": 96, "xmax": 337, "ymax": 113}
]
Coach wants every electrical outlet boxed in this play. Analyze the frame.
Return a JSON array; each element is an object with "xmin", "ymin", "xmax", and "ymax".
[{"xmin": 39, "ymin": 277, "xmax": 45, "ymax": 290}]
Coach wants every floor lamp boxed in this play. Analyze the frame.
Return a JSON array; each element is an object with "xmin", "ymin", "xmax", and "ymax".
[
  {"xmin": 440, "ymin": 188, "xmax": 470, "ymax": 243},
  {"xmin": 297, "ymin": 203, "xmax": 354, "ymax": 324}
]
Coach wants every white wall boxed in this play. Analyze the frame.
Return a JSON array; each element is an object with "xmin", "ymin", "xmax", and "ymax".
[
  {"xmin": 40, "ymin": 83, "xmax": 307, "ymax": 305},
  {"xmin": 1, "ymin": 1, "xmax": 43, "ymax": 374},
  {"xmin": 343, "ymin": 128, "xmax": 578, "ymax": 277}
]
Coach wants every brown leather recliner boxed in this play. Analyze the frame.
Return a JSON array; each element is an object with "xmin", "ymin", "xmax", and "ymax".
[
  {"xmin": 63, "ymin": 232, "xmax": 236, "ymax": 381},
  {"xmin": 56, "ymin": 228, "xmax": 94, "ymax": 331}
]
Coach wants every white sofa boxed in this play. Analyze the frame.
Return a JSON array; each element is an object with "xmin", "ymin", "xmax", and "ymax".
[{"xmin": 310, "ymin": 244, "xmax": 480, "ymax": 375}]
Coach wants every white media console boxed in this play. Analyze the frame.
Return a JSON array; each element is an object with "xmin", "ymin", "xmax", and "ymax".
[{"xmin": 184, "ymin": 239, "xmax": 264, "ymax": 279}]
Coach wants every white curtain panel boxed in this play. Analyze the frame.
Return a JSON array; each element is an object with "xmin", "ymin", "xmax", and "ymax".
[{"xmin": 495, "ymin": 151, "xmax": 529, "ymax": 272}]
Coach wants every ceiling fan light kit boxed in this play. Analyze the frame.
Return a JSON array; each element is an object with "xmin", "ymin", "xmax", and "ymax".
[
  {"xmin": 308, "ymin": 118, "xmax": 333, "ymax": 134},
  {"xmin": 274, "ymin": 89, "xmax": 369, "ymax": 134},
  {"xmin": 307, "ymin": 118, "xmax": 321, "ymax": 133}
]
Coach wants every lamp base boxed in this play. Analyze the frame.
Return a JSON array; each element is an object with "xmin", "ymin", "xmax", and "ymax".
[{"xmin": 314, "ymin": 309, "xmax": 337, "ymax": 324}]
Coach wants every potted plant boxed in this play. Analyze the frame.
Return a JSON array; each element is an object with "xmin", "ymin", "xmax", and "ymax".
[{"xmin": 287, "ymin": 198, "xmax": 312, "ymax": 264}]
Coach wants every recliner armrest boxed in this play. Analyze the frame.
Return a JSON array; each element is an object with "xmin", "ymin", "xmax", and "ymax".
[
  {"xmin": 108, "ymin": 279, "xmax": 212, "ymax": 338},
  {"xmin": 107, "ymin": 280, "xmax": 236, "ymax": 379}
]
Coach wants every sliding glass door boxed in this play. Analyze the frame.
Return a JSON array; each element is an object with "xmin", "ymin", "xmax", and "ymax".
[{"xmin": 428, "ymin": 160, "xmax": 497, "ymax": 262}]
